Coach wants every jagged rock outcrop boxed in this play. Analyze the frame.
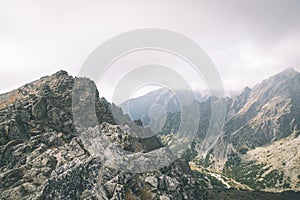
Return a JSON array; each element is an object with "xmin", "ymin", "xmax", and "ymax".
[{"xmin": 0, "ymin": 71, "xmax": 211, "ymax": 200}]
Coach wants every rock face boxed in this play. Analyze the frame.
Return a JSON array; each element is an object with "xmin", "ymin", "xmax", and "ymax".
[
  {"xmin": 224, "ymin": 68, "xmax": 300, "ymax": 147},
  {"xmin": 0, "ymin": 71, "xmax": 211, "ymax": 200}
]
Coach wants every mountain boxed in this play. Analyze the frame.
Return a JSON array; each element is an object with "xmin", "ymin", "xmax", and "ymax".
[
  {"xmin": 119, "ymin": 88, "xmax": 206, "ymax": 123},
  {"xmin": 157, "ymin": 68, "xmax": 300, "ymax": 192},
  {"xmin": 219, "ymin": 67, "xmax": 300, "ymax": 191},
  {"xmin": 225, "ymin": 67, "xmax": 300, "ymax": 147},
  {"xmin": 0, "ymin": 71, "xmax": 216, "ymax": 200},
  {"xmin": 1, "ymin": 70, "xmax": 300, "ymax": 199}
]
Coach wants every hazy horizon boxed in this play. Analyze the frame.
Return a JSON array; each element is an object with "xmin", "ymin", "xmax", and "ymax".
[{"xmin": 0, "ymin": 67, "xmax": 297, "ymax": 103}]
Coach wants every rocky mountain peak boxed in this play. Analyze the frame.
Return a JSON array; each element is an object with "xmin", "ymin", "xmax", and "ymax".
[
  {"xmin": 52, "ymin": 70, "xmax": 69, "ymax": 77},
  {"xmin": 253, "ymin": 68, "xmax": 300, "ymax": 90},
  {"xmin": 0, "ymin": 70, "xmax": 212, "ymax": 199},
  {"xmin": 274, "ymin": 67, "xmax": 298, "ymax": 78},
  {"xmin": 241, "ymin": 86, "xmax": 252, "ymax": 95}
]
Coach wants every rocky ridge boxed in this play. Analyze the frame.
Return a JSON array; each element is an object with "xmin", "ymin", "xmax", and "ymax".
[{"xmin": 0, "ymin": 71, "xmax": 212, "ymax": 200}]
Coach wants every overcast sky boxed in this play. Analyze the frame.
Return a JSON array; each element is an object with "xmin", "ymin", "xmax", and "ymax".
[{"xmin": 1, "ymin": 0, "xmax": 300, "ymax": 101}]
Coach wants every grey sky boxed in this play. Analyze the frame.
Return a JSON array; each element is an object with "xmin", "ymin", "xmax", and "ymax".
[{"xmin": 1, "ymin": 0, "xmax": 300, "ymax": 101}]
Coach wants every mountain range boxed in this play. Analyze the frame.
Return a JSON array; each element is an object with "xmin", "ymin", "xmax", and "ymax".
[
  {"xmin": 128, "ymin": 67, "xmax": 300, "ymax": 192},
  {"xmin": 1, "ymin": 69, "xmax": 300, "ymax": 199}
]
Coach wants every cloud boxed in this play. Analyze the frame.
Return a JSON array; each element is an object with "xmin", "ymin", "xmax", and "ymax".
[
  {"xmin": 211, "ymin": 28, "xmax": 300, "ymax": 91},
  {"xmin": 0, "ymin": 0, "xmax": 299, "ymax": 101}
]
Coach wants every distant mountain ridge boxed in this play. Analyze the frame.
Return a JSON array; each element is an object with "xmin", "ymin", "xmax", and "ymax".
[{"xmin": 119, "ymin": 88, "xmax": 207, "ymax": 125}]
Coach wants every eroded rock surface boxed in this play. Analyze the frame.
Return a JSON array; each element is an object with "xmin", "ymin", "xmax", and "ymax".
[{"xmin": 0, "ymin": 71, "xmax": 209, "ymax": 200}]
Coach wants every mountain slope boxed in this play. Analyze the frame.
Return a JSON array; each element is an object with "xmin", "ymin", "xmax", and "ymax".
[
  {"xmin": 154, "ymin": 68, "xmax": 300, "ymax": 192},
  {"xmin": 0, "ymin": 71, "xmax": 214, "ymax": 200},
  {"xmin": 225, "ymin": 67, "xmax": 300, "ymax": 147},
  {"xmin": 199, "ymin": 68, "xmax": 300, "ymax": 191}
]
